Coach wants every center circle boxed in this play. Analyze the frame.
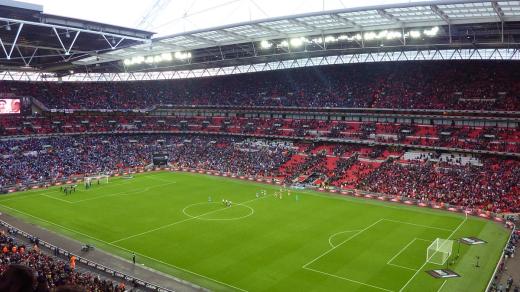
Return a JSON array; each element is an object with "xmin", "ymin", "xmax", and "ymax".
[{"xmin": 182, "ymin": 202, "xmax": 254, "ymax": 221}]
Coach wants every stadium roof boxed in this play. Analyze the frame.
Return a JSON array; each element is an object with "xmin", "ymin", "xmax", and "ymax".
[
  {"xmin": 71, "ymin": 0, "xmax": 520, "ymax": 72},
  {"xmin": 0, "ymin": 0, "xmax": 153, "ymax": 72},
  {"xmin": 1, "ymin": 0, "xmax": 520, "ymax": 80}
]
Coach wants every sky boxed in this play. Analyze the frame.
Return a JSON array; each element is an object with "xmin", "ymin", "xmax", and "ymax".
[{"xmin": 22, "ymin": 0, "xmax": 426, "ymax": 37}]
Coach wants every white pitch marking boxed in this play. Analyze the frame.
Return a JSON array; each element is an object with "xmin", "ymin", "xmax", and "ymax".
[
  {"xmin": 42, "ymin": 194, "xmax": 73, "ymax": 204},
  {"xmin": 437, "ymin": 280, "xmax": 447, "ymax": 292},
  {"xmin": 110, "ymin": 194, "xmax": 268, "ymax": 244},
  {"xmin": 383, "ymin": 219, "xmax": 452, "ymax": 232},
  {"xmin": 0, "ymin": 203, "xmax": 249, "ymax": 292},
  {"xmin": 183, "ymin": 202, "xmax": 254, "ymax": 221},
  {"xmin": 303, "ymin": 266, "xmax": 395, "ymax": 292},
  {"xmin": 415, "ymin": 238, "xmax": 433, "ymax": 242},
  {"xmin": 303, "ymin": 219, "xmax": 384, "ymax": 269},
  {"xmin": 398, "ymin": 217, "xmax": 467, "ymax": 292},
  {"xmin": 73, "ymin": 181, "xmax": 177, "ymax": 203},
  {"xmin": 0, "ymin": 190, "xmax": 60, "ymax": 203},
  {"xmin": 328, "ymin": 230, "xmax": 362, "ymax": 247},
  {"xmin": 387, "ymin": 263, "xmax": 417, "ymax": 272},
  {"xmin": 387, "ymin": 238, "xmax": 418, "ymax": 265}
]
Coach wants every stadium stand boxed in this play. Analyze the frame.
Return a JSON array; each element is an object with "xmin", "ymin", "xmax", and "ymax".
[
  {"xmin": 0, "ymin": 114, "xmax": 518, "ymax": 153},
  {"xmin": 0, "ymin": 228, "xmax": 130, "ymax": 291},
  {"xmin": 2, "ymin": 62, "xmax": 520, "ymax": 111},
  {"xmin": 1, "ymin": 0, "xmax": 520, "ymax": 289},
  {"xmin": 0, "ymin": 133, "xmax": 518, "ymax": 213}
]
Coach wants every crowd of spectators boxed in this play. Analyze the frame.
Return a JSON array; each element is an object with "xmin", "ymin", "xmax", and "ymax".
[
  {"xmin": 0, "ymin": 135, "xmax": 291, "ymax": 189},
  {"xmin": 357, "ymin": 157, "xmax": 520, "ymax": 213},
  {"xmin": 1, "ymin": 114, "xmax": 518, "ymax": 154},
  {"xmin": 0, "ymin": 229, "xmax": 128, "ymax": 291},
  {"xmin": 2, "ymin": 61, "xmax": 520, "ymax": 110},
  {"xmin": 0, "ymin": 131, "xmax": 518, "ymax": 212}
]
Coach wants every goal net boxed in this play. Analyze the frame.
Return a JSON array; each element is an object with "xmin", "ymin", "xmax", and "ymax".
[
  {"xmin": 84, "ymin": 174, "xmax": 109, "ymax": 186},
  {"xmin": 426, "ymin": 238, "xmax": 453, "ymax": 265}
]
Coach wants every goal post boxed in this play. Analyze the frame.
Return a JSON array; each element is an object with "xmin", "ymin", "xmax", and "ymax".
[
  {"xmin": 84, "ymin": 174, "xmax": 110, "ymax": 186},
  {"xmin": 427, "ymin": 238, "xmax": 453, "ymax": 265}
]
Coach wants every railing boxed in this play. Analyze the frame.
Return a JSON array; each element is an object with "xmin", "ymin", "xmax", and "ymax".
[
  {"xmin": 0, "ymin": 220, "xmax": 182, "ymax": 292},
  {"xmin": 486, "ymin": 225, "xmax": 516, "ymax": 291}
]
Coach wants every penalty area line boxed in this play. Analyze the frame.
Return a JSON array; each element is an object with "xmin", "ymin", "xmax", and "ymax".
[
  {"xmin": 328, "ymin": 230, "xmax": 362, "ymax": 248},
  {"xmin": 387, "ymin": 238, "xmax": 419, "ymax": 266},
  {"xmin": 398, "ymin": 216, "xmax": 467, "ymax": 292},
  {"xmin": 437, "ymin": 280, "xmax": 447, "ymax": 292},
  {"xmin": 303, "ymin": 219, "xmax": 384, "ymax": 269},
  {"xmin": 383, "ymin": 219, "xmax": 452, "ymax": 232},
  {"xmin": 387, "ymin": 263, "xmax": 417, "ymax": 272},
  {"xmin": 303, "ymin": 266, "xmax": 395, "ymax": 292}
]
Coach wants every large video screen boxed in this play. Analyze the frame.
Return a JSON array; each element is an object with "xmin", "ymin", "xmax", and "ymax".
[{"xmin": 0, "ymin": 99, "xmax": 21, "ymax": 114}]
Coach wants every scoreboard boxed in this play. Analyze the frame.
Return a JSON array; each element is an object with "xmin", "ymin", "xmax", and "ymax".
[{"xmin": 152, "ymin": 153, "xmax": 169, "ymax": 166}]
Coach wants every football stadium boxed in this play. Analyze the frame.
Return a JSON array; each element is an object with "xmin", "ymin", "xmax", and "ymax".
[{"xmin": 0, "ymin": 0, "xmax": 519, "ymax": 291}]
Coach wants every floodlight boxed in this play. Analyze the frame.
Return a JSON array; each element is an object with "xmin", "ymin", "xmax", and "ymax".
[
  {"xmin": 364, "ymin": 32, "xmax": 377, "ymax": 41},
  {"xmin": 133, "ymin": 56, "xmax": 145, "ymax": 64},
  {"xmin": 386, "ymin": 31, "xmax": 402, "ymax": 40},
  {"xmin": 377, "ymin": 30, "xmax": 388, "ymax": 39},
  {"xmin": 324, "ymin": 36, "xmax": 336, "ymax": 43},
  {"xmin": 311, "ymin": 37, "xmax": 323, "ymax": 44},
  {"xmin": 174, "ymin": 51, "xmax": 192, "ymax": 60},
  {"xmin": 260, "ymin": 40, "xmax": 272, "ymax": 49},
  {"xmin": 145, "ymin": 56, "xmax": 154, "ymax": 64},
  {"xmin": 410, "ymin": 30, "xmax": 421, "ymax": 38},
  {"xmin": 161, "ymin": 53, "xmax": 173, "ymax": 61},
  {"xmin": 409, "ymin": 30, "xmax": 421, "ymax": 38},
  {"xmin": 424, "ymin": 26, "xmax": 439, "ymax": 37},
  {"xmin": 123, "ymin": 59, "xmax": 132, "ymax": 66},
  {"xmin": 289, "ymin": 37, "xmax": 306, "ymax": 47}
]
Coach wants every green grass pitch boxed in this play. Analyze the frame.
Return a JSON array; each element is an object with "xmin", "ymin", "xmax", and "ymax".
[{"xmin": 0, "ymin": 171, "xmax": 510, "ymax": 292}]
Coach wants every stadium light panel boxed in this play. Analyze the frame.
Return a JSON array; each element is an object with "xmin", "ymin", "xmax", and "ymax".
[
  {"xmin": 123, "ymin": 59, "xmax": 132, "ymax": 66},
  {"xmin": 161, "ymin": 53, "xmax": 173, "ymax": 61},
  {"xmin": 279, "ymin": 40, "xmax": 289, "ymax": 48},
  {"xmin": 378, "ymin": 30, "xmax": 388, "ymax": 39},
  {"xmin": 424, "ymin": 26, "xmax": 439, "ymax": 37},
  {"xmin": 386, "ymin": 31, "xmax": 402, "ymax": 40},
  {"xmin": 289, "ymin": 37, "xmax": 306, "ymax": 47},
  {"xmin": 409, "ymin": 30, "xmax": 421, "ymax": 38},
  {"xmin": 260, "ymin": 40, "xmax": 272, "ymax": 49},
  {"xmin": 174, "ymin": 51, "xmax": 192, "ymax": 60},
  {"xmin": 364, "ymin": 32, "xmax": 377, "ymax": 41},
  {"xmin": 324, "ymin": 36, "xmax": 337, "ymax": 43},
  {"xmin": 145, "ymin": 56, "xmax": 154, "ymax": 64}
]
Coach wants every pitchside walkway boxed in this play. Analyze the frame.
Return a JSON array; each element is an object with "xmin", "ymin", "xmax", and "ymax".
[{"xmin": 0, "ymin": 212, "xmax": 204, "ymax": 292}]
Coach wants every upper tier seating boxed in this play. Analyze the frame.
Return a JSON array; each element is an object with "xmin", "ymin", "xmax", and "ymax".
[{"xmin": 2, "ymin": 61, "xmax": 519, "ymax": 111}]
